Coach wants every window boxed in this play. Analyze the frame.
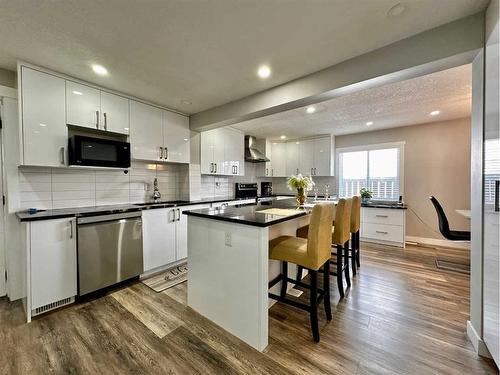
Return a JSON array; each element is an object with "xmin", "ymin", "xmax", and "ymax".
[
  {"xmin": 337, "ymin": 142, "xmax": 404, "ymax": 200},
  {"xmin": 484, "ymin": 138, "xmax": 500, "ymax": 205}
]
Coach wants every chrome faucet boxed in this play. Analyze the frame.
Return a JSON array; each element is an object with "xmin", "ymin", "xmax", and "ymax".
[{"xmin": 152, "ymin": 177, "xmax": 161, "ymax": 201}]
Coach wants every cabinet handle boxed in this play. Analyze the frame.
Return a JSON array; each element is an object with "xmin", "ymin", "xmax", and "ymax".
[
  {"xmin": 176, "ymin": 208, "xmax": 181, "ymax": 221},
  {"xmin": 169, "ymin": 209, "xmax": 176, "ymax": 222},
  {"xmin": 314, "ymin": 168, "xmax": 317, "ymax": 175},
  {"xmin": 209, "ymin": 163, "xmax": 213, "ymax": 173},
  {"xmin": 159, "ymin": 147, "xmax": 163, "ymax": 159},
  {"xmin": 495, "ymin": 180, "xmax": 499, "ymax": 212},
  {"xmin": 69, "ymin": 220, "xmax": 73, "ymax": 239},
  {"xmin": 103, "ymin": 112, "xmax": 107, "ymax": 131},
  {"xmin": 375, "ymin": 215, "xmax": 389, "ymax": 218},
  {"xmin": 296, "ymin": 168, "xmax": 299, "ymax": 175},
  {"xmin": 96, "ymin": 110, "xmax": 99, "ymax": 129},
  {"xmin": 164, "ymin": 147, "xmax": 168, "ymax": 160},
  {"xmin": 266, "ymin": 168, "xmax": 268, "ymax": 176},
  {"xmin": 59, "ymin": 147, "xmax": 65, "ymax": 165},
  {"xmin": 271, "ymin": 169, "xmax": 274, "ymax": 177},
  {"xmin": 376, "ymin": 230, "xmax": 388, "ymax": 234},
  {"xmin": 214, "ymin": 163, "xmax": 217, "ymax": 173}
]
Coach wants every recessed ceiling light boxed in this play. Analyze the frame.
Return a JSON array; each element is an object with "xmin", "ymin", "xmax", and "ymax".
[
  {"xmin": 366, "ymin": 121, "xmax": 373, "ymax": 126},
  {"xmin": 306, "ymin": 106, "xmax": 316, "ymax": 114},
  {"xmin": 280, "ymin": 135, "xmax": 286, "ymax": 140},
  {"xmin": 124, "ymin": 127, "xmax": 129, "ymax": 131},
  {"xmin": 387, "ymin": 2, "xmax": 407, "ymax": 17},
  {"xmin": 72, "ymin": 91, "xmax": 83, "ymax": 96},
  {"xmin": 92, "ymin": 64, "xmax": 108, "ymax": 76},
  {"xmin": 183, "ymin": 138, "xmax": 188, "ymax": 141},
  {"xmin": 295, "ymin": 142, "xmax": 300, "ymax": 145},
  {"xmin": 257, "ymin": 65, "xmax": 271, "ymax": 79},
  {"xmin": 181, "ymin": 100, "xmax": 192, "ymax": 105},
  {"xmin": 430, "ymin": 110, "xmax": 441, "ymax": 116},
  {"xmin": 39, "ymin": 123, "xmax": 47, "ymax": 127}
]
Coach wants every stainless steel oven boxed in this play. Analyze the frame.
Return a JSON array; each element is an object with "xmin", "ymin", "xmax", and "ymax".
[{"xmin": 69, "ymin": 135, "xmax": 130, "ymax": 168}]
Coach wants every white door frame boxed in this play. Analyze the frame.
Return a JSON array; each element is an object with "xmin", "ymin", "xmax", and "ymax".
[{"xmin": 0, "ymin": 103, "xmax": 6, "ymax": 296}]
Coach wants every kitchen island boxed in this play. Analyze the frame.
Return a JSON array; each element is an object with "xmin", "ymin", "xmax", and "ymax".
[{"xmin": 184, "ymin": 198, "xmax": 312, "ymax": 351}]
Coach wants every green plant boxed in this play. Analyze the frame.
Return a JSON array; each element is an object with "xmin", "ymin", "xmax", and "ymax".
[
  {"xmin": 359, "ymin": 188, "xmax": 373, "ymax": 199},
  {"xmin": 287, "ymin": 174, "xmax": 315, "ymax": 192}
]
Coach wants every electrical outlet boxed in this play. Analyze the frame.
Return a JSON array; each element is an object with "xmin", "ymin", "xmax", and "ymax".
[{"xmin": 224, "ymin": 232, "xmax": 232, "ymax": 247}]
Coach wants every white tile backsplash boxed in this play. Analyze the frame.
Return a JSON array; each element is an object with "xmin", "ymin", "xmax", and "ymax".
[{"xmin": 18, "ymin": 162, "xmax": 189, "ymax": 210}]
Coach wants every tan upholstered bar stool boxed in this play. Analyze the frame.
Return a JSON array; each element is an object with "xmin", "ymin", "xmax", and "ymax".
[
  {"xmin": 268, "ymin": 203, "xmax": 335, "ymax": 342},
  {"xmin": 350, "ymin": 196, "xmax": 361, "ymax": 276},
  {"xmin": 296, "ymin": 198, "xmax": 352, "ymax": 299}
]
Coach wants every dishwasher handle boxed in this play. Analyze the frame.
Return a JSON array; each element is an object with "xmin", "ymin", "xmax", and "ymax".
[{"xmin": 77, "ymin": 211, "xmax": 142, "ymax": 225}]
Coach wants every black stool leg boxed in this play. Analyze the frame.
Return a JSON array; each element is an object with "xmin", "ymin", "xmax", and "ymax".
[
  {"xmin": 336, "ymin": 244, "xmax": 344, "ymax": 298},
  {"xmin": 351, "ymin": 233, "xmax": 357, "ymax": 277},
  {"xmin": 309, "ymin": 270, "xmax": 319, "ymax": 342},
  {"xmin": 344, "ymin": 241, "xmax": 351, "ymax": 288},
  {"xmin": 323, "ymin": 260, "xmax": 332, "ymax": 321},
  {"xmin": 356, "ymin": 231, "xmax": 361, "ymax": 268},
  {"xmin": 280, "ymin": 261, "xmax": 288, "ymax": 298},
  {"xmin": 296, "ymin": 265, "xmax": 303, "ymax": 283}
]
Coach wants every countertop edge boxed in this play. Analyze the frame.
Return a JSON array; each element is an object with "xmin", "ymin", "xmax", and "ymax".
[{"xmin": 184, "ymin": 210, "xmax": 308, "ymax": 227}]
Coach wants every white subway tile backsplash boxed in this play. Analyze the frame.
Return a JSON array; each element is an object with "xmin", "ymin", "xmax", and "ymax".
[{"xmin": 18, "ymin": 161, "xmax": 191, "ymax": 210}]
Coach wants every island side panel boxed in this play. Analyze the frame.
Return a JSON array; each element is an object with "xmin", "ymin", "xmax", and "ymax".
[{"xmin": 187, "ymin": 216, "xmax": 269, "ymax": 351}]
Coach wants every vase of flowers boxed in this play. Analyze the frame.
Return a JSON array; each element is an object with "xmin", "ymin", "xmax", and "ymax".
[
  {"xmin": 360, "ymin": 187, "xmax": 373, "ymax": 203},
  {"xmin": 287, "ymin": 174, "xmax": 315, "ymax": 206}
]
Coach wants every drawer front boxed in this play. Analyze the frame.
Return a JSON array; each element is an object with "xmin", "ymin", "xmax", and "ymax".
[
  {"xmin": 362, "ymin": 223, "xmax": 404, "ymax": 243},
  {"xmin": 362, "ymin": 207, "xmax": 404, "ymax": 226}
]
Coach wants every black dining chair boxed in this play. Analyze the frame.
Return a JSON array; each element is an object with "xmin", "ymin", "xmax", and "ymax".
[
  {"xmin": 429, "ymin": 196, "xmax": 470, "ymax": 241},
  {"xmin": 429, "ymin": 196, "xmax": 470, "ymax": 274}
]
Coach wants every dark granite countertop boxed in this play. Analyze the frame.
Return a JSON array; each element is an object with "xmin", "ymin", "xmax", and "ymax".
[
  {"xmin": 16, "ymin": 197, "xmax": 259, "ymax": 222},
  {"xmin": 184, "ymin": 199, "xmax": 312, "ymax": 227}
]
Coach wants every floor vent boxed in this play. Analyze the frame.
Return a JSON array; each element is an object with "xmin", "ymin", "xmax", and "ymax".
[{"xmin": 32, "ymin": 297, "xmax": 74, "ymax": 316}]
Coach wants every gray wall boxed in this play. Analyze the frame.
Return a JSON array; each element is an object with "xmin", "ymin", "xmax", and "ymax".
[
  {"xmin": 0, "ymin": 68, "xmax": 16, "ymax": 88},
  {"xmin": 335, "ymin": 118, "xmax": 471, "ymax": 239}
]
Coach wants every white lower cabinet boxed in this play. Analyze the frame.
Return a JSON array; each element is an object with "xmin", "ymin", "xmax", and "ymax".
[
  {"xmin": 142, "ymin": 208, "xmax": 177, "ymax": 272},
  {"xmin": 29, "ymin": 218, "xmax": 77, "ymax": 313},
  {"xmin": 360, "ymin": 207, "xmax": 406, "ymax": 247},
  {"xmin": 142, "ymin": 204, "xmax": 209, "ymax": 272}
]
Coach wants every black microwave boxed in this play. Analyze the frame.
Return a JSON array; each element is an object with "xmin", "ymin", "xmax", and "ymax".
[{"xmin": 68, "ymin": 135, "xmax": 131, "ymax": 168}]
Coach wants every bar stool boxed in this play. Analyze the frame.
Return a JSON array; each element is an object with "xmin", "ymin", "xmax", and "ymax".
[
  {"xmin": 268, "ymin": 203, "xmax": 335, "ymax": 342},
  {"xmin": 296, "ymin": 198, "xmax": 352, "ymax": 299},
  {"xmin": 350, "ymin": 196, "xmax": 361, "ymax": 276}
]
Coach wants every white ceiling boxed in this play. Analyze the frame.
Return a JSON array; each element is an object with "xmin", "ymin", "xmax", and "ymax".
[
  {"xmin": 231, "ymin": 64, "xmax": 472, "ymax": 140},
  {"xmin": 0, "ymin": 1, "xmax": 487, "ymax": 114}
]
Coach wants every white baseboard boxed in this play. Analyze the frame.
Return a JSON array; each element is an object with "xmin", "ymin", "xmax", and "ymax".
[
  {"xmin": 467, "ymin": 320, "xmax": 492, "ymax": 358},
  {"xmin": 405, "ymin": 236, "xmax": 470, "ymax": 250}
]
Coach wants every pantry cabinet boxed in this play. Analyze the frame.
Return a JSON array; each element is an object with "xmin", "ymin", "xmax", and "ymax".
[{"xmin": 21, "ymin": 67, "xmax": 68, "ymax": 167}]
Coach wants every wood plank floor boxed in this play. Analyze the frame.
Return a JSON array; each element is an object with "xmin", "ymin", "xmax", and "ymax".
[{"xmin": 1, "ymin": 243, "xmax": 497, "ymax": 374}]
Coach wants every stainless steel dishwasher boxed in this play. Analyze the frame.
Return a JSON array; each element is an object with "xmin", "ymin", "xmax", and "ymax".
[{"xmin": 77, "ymin": 211, "xmax": 143, "ymax": 296}]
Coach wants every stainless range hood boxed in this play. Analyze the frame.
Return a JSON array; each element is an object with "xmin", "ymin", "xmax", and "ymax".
[{"xmin": 245, "ymin": 135, "xmax": 270, "ymax": 163}]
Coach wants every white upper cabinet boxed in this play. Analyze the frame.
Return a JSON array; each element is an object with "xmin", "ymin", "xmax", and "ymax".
[
  {"xmin": 129, "ymin": 100, "xmax": 163, "ymax": 161},
  {"xmin": 286, "ymin": 142, "xmax": 300, "ymax": 176},
  {"xmin": 21, "ymin": 67, "xmax": 67, "ymax": 167},
  {"xmin": 223, "ymin": 128, "xmax": 244, "ymax": 176},
  {"xmin": 200, "ymin": 128, "xmax": 237, "ymax": 175},
  {"xmin": 299, "ymin": 139, "xmax": 315, "ymax": 176},
  {"xmin": 162, "ymin": 110, "xmax": 190, "ymax": 163},
  {"xmin": 270, "ymin": 142, "xmax": 287, "ymax": 177},
  {"xmin": 100, "ymin": 92, "xmax": 130, "ymax": 135},
  {"xmin": 66, "ymin": 81, "xmax": 101, "ymax": 130},
  {"xmin": 313, "ymin": 137, "xmax": 332, "ymax": 176},
  {"xmin": 67, "ymin": 82, "xmax": 129, "ymax": 135}
]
